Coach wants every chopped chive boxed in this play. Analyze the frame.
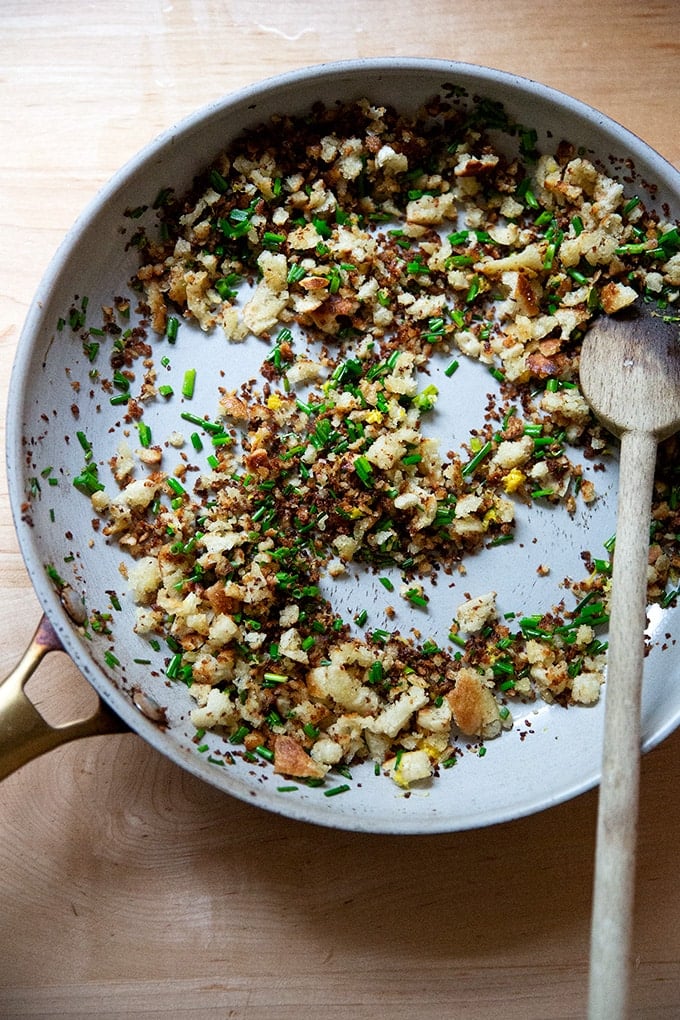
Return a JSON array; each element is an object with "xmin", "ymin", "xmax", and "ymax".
[
  {"xmin": 593, "ymin": 558, "xmax": 612, "ymax": 575},
  {"xmin": 73, "ymin": 463, "xmax": 105, "ymax": 495},
  {"xmin": 182, "ymin": 369, "xmax": 196, "ymax": 399},
  {"xmin": 465, "ymin": 275, "xmax": 481, "ymax": 304},
  {"xmin": 517, "ymin": 180, "xmax": 539, "ymax": 209},
  {"xmin": 448, "ymin": 631, "xmax": 466, "ymax": 648},
  {"xmin": 462, "ymin": 440, "xmax": 492, "ymax": 477},
  {"xmin": 209, "ymin": 169, "xmax": 229, "ymax": 193},
  {"xmin": 371, "ymin": 628, "xmax": 390, "ymax": 644},
  {"xmin": 46, "ymin": 564, "xmax": 65, "ymax": 587},
  {"xmin": 262, "ymin": 671, "xmax": 289, "ymax": 686},
  {"xmin": 166, "ymin": 476, "xmax": 186, "ymax": 497},
  {"xmin": 137, "ymin": 421, "xmax": 152, "ymax": 448},
  {"xmin": 324, "ymin": 784, "xmax": 351, "ymax": 797},
  {"xmin": 180, "ymin": 411, "xmax": 224, "ymax": 434},
  {"xmin": 166, "ymin": 316, "xmax": 179, "ymax": 342},
  {"xmin": 354, "ymin": 455, "xmax": 374, "ymax": 487},
  {"xmin": 535, "ymin": 210, "xmax": 553, "ymax": 227},
  {"xmin": 76, "ymin": 431, "xmax": 92, "ymax": 454},
  {"xmin": 166, "ymin": 652, "xmax": 182, "ymax": 679}
]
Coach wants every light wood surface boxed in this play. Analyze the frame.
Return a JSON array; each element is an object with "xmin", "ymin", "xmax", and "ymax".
[{"xmin": 1, "ymin": 3, "xmax": 679, "ymax": 1017}]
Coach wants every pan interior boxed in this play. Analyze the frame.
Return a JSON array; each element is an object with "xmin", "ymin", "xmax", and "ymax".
[{"xmin": 8, "ymin": 59, "xmax": 680, "ymax": 833}]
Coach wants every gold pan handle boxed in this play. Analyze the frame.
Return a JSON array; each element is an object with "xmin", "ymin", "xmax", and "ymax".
[{"xmin": 0, "ymin": 615, "xmax": 126, "ymax": 780}]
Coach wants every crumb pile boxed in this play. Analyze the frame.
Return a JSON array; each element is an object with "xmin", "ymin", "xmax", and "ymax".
[{"xmin": 87, "ymin": 95, "xmax": 680, "ymax": 788}]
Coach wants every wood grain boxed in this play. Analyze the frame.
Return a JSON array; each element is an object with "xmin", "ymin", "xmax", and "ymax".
[{"xmin": 1, "ymin": 2, "xmax": 679, "ymax": 1017}]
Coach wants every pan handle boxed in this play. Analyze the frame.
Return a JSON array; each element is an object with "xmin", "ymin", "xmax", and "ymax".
[{"xmin": 0, "ymin": 615, "xmax": 127, "ymax": 781}]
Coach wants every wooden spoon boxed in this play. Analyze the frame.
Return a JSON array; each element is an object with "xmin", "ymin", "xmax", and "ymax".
[{"xmin": 579, "ymin": 302, "xmax": 680, "ymax": 1020}]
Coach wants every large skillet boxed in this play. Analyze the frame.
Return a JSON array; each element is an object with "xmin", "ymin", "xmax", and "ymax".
[{"xmin": 3, "ymin": 58, "xmax": 680, "ymax": 834}]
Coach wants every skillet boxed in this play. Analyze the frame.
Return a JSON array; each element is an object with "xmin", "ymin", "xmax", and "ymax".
[{"xmin": 3, "ymin": 58, "xmax": 680, "ymax": 833}]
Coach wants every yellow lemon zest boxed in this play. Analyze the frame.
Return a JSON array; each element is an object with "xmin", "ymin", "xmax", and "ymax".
[{"xmin": 503, "ymin": 468, "xmax": 525, "ymax": 493}]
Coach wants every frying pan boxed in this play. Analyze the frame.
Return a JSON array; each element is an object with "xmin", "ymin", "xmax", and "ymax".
[{"xmin": 3, "ymin": 58, "xmax": 680, "ymax": 834}]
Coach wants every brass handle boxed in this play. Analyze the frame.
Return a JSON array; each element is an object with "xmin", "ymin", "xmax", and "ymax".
[{"xmin": 0, "ymin": 615, "xmax": 127, "ymax": 780}]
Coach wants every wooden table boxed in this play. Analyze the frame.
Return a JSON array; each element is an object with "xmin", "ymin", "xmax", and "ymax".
[{"xmin": 1, "ymin": 3, "xmax": 679, "ymax": 1017}]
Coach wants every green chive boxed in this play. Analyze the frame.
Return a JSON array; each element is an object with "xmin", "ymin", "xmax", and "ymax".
[
  {"xmin": 167, "ymin": 476, "xmax": 186, "ymax": 497},
  {"xmin": 262, "ymin": 671, "xmax": 289, "ymax": 685},
  {"xmin": 230, "ymin": 725, "xmax": 250, "ymax": 744},
  {"xmin": 354, "ymin": 455, "xmax": 374, "ymax": 487},
  {"xmin": 465, "ymin": 275, "xmax": 481, "ymax": 304},
  {"xmin": 462, "ymin": 440, "xmax": 492, "ymax": 476},
  {"xmin": 209, "ymin": 169, "xmax": 229, "ymax": 193},
  {"xmin": 182, "ymin": 369, "xmax": 196, "ymax": 399},
  {"xmin": 180, "ymin": 411, "xmax": 224, "ymax": 434},
  {"xmin": 137, "ymin": 421, "xmax": 152, "ymax": 448}
]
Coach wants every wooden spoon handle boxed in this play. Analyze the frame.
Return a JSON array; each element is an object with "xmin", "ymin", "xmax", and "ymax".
[{"xmin": 588, "ymin": 428, "xmax": 657, "ymax": 1020}]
